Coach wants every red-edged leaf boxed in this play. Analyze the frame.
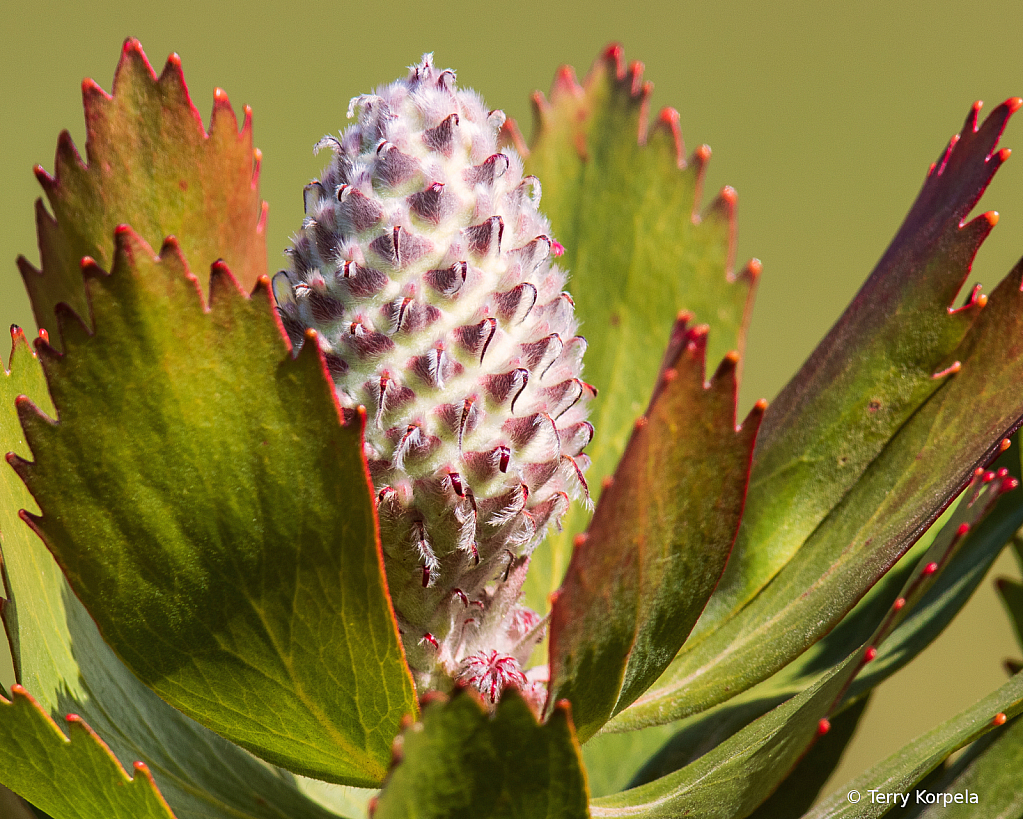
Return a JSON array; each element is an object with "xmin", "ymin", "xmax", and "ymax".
[
  {"xmin": 547, "ymin": 317, "xmax": 762, "ymax": 741},
  {"xmin": 0, "ymin": 685, "xmax": 176, "ymax": 819},
  {"xmin": 18, "ymin": 38, "xmax": 267, "ymax": 348},
  {"xmin": 10, "ymin": 228, "xmax": 415, "ymax": 786},
  {"xmin": 698, "ymin": 99, "xmax": 1021, "ymax": 638}
]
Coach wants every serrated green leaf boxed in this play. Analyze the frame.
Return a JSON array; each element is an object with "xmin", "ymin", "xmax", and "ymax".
[
  {"xmin": 0, "ymin": 686, "xmax": 176, "ymax": 819},
  {"xmin": 18, "ymin": 38, "xmax": 266, "ymax": 347},
  {"xmin": 518, "ymin": 46, "xmax": 756, "ymax": 613},
  {"xmin": 374, "ymin": 691, "xmax": 588, "ymax": 819},
  {"xmin": 11, "ymin": 228, "xmax": 415, "ymax": 786},
  {"xmin": 1, "ymin": 332, "xmax": 351, "ymax": 818},
  {"xmin": 696, "ymin": 99, "xmax": 1018, "ymax": 646},
  {"xmin": 807, "ymin": 673, "xmax": 1023, "ymax": 819},
  {"xmin": 547, "ymin": 318, "xmax": 762, "ymax": 741},
  {"xmin": 1, "ymin": 330, "xmax": 56, "ymax": 677},
  {"xmin": 620, "ymin": 185, "xmax": 1023, "ymax": 728},
  {"xmin": 911, "ymin": 715, "xmax": 1023, "ymax": 819}
]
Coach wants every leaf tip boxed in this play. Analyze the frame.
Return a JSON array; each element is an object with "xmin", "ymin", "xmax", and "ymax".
[
  {"xmin": 652, "ymin": 106, "xmax": 684, "ymax": 164},
  {"xmin": 9, "ymin": 324, "xmax": 26, "ymax": 347},
  {"xmin": 601, "ymin": 42, "xmax": 625, "ymax": 67},
  {"xmin": 80, "ymin": 76, "xmax": 110, "ymax": 102},
  {"xmin": 741, "ymin": 257, "xmax": 763, "ymax": 282},
  {"xmin": 931, "ymin": 360, "xmax": 961, "ymax": 379},
  {"xmin": 993, "ymin": 712, "xmax": 1007, "ymax": 726}
]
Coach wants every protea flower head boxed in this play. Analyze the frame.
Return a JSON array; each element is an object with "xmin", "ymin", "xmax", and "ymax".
[{"xmin": 272, "ymin": 54, "xmax": 594, "ymax": 701}]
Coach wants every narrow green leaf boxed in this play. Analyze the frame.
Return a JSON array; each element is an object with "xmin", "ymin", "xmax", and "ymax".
[
  {"xmin": 11, "ymin": 228, "xmax": 415, "ymax": 785},
  {"xmin": 621, "ymin": 241, "xmax": 1023, "ymax": 728},
  {"xmin": 0, "ymin": 686, "xmax": 176, "ymax": 819},
  {"xmin": 590, "ymin": 652, "xmax": 860, "ymax": 819},
  {"xmin": 995, "ymin": 574, "xmax": 1023, "ymax": 651},
  {"xmin": 744, "ymin": 697, "xmax": 870, "ymax": 819},
  {"xmin": 548, "ymin": 317, "xmax": 762, "ymax": 740},
  {"xmin": 845, "ymin": 462, "xmax": 1023, "ymax": 703},
  {"xmin": 807, "ymin": 673, "xmax": 1023, "ymax": 819},
  {"xmin": 912, "ymin": 715, "xmax": 1023, "ymax": 819},
  {"xmin": 18, "ymin": 38, "xmax": 267, "ymax": 347},
  {"xmin": 518, "ymin": 45, "xmax": 757, "ymax": 612},
  {"xmin": 373, "ymin": 691, "xmax": 589, "ymax": 819},
  {"xmin": 697, "ymin": 98, "xmax": 1018, "ymax": 639},
  {"xmin": 1, "ymin": 331, "xmax": 353, "ymax": 818}
]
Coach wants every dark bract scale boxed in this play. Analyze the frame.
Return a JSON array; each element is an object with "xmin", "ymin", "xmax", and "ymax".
[{"xmin": 272, "ymin": 54, "xmax": 593, "ymax": 704}]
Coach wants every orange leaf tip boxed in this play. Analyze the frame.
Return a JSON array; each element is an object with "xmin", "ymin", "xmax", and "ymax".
[{"xmin": 993, "ymin": 712, "xmax": 1008, "ymax": 726}]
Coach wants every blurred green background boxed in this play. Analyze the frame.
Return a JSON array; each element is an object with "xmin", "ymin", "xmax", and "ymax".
[{"xmin": 2, "ymin": 0, "xmax": 1022, "ymax": 800}]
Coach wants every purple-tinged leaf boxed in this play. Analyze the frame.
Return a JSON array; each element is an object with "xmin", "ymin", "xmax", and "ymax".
[
  {"xmin": 547, "ymin": 316, "xmax": 763, "ymax": 741},
  {"xmin": 699, "ymin": 98, "xmax": 1020, "ymax": 637},
  {"xmin": 18, "ymin": 38, "xmax": 267, "ymax": 348}
]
